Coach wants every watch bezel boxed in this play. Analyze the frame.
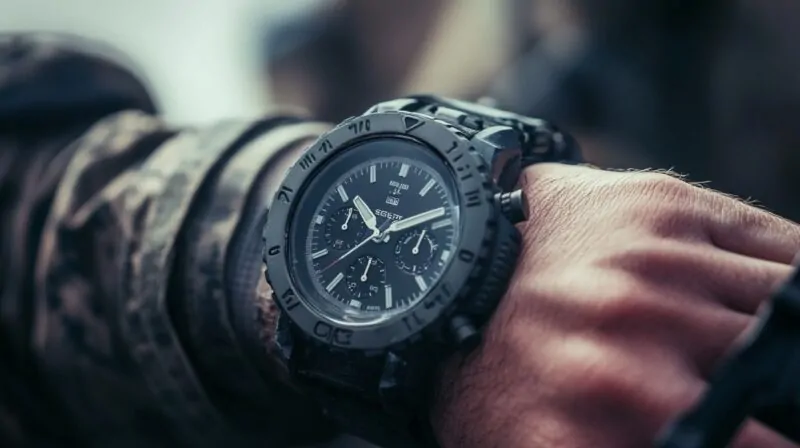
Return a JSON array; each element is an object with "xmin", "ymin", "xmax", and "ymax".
[{"xmin": 263, "ymin": 111, "xmax": 494, "ymax": 350}]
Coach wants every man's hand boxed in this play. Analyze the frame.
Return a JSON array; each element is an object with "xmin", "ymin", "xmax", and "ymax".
[{"xmin": 432, "ymin": 164, "xmax": 800, "ymax": 448}]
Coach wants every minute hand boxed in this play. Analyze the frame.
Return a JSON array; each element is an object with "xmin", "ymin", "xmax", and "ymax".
[{"xmin": 384, "ymin": 207, "xmax": 446, "ymax": 234}]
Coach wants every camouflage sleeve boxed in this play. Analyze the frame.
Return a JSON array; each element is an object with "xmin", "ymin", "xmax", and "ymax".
[{"xmin": 1, "ymin": 34, "xmax": 338, "ymax": 447}]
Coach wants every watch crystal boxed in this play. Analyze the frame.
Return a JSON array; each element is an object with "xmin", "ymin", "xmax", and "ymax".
[{"xmin": 289, "ymin": 138, "xmax": 461, "ymax": 325}]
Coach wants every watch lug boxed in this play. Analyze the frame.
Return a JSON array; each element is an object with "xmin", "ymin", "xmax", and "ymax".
[
  {"xmin": 365, "ymin": 99, "xmax": 418, "ymax": 114},
  {"xmin": 472, "ymin": 126, "xmax": 523, "ymax": 191}
]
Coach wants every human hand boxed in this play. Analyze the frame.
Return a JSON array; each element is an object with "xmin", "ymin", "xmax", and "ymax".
[{"xmin": 432, "ymin": 163, "xmax": 800, "ymax": 448}]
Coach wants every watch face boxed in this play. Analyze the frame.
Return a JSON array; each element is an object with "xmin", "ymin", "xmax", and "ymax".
[{"xmin": 288, "ymin": 137, "xmax": 461, "ymax": 326}]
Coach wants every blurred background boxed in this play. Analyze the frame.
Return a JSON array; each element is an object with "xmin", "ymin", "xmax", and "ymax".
[
  {"xmin": 3, "ymin": 0, "xmax": 798, "ymax": 219},
  {"xmin": 2, "ymin": 0, "xmax": 798, "ymax": 445}
]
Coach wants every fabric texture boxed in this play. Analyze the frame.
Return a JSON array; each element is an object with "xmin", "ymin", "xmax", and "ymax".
[{"xmin": 0, "ymin": 33, "xmax": 336, "ymax": 447}]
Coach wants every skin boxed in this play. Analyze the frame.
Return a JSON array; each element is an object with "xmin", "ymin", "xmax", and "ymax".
[{"xmin": 432, "ymin": 163, "xmax": 800, "ymax": 448}]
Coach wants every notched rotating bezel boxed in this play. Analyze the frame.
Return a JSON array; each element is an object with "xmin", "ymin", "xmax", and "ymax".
[{"xmin": 263, "ymin": 111, "xmax": 494, "ymax": 350}]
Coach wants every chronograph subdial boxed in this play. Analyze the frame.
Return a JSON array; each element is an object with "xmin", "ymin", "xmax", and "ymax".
[
  {"xmin": 394, "ymin": 229, "xmax": 438, "ymax": 275},
  {"xmin": 324, "ymin": 206, "xmax": 367, "ymax": 250},
  {"xmin": 346, "ymin": 255, "xmax": 387, "ymax": 302}
]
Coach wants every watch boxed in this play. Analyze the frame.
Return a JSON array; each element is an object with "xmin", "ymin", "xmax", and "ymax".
[{"xmin": 261, "ymin": 95, "xmax": 582, "ymax": 446}]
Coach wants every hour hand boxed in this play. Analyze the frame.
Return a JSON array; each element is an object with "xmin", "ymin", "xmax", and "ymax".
[{"xmin": 353, "ymin": 195, "xmax": 378, "ymax": 232}]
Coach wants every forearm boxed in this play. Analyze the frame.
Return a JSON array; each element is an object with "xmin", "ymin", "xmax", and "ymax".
[
  {"xmin": 0, "ymin": 33, "xmax": 161, "ymax": 447},
  {"xmin": 1, "ymin": 33, "xmax": 339, "ymax": 447},
  {"xmin": 30, "ymin": 114, "xmax": 341, "ymax": 447}
]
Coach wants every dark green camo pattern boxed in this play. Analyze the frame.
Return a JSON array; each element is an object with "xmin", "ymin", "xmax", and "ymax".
[{"xmin": 0, "ymin": 34, "xmax": 335, "ymax": 447}]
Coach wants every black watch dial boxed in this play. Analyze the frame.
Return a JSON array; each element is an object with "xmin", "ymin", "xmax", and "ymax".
[{"xmin": 289, "ymin": 137, "xmax": 461, "ymax": 325}]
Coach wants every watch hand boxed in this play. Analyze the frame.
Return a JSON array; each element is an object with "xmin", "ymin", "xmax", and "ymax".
[
  {"xmin": 341, "ymin": 207, "xmax": 353, "ymax": 230},
  {"xmin": 412, "ymin": 229, "xmax": 426, "ymax": 255},
  {"xmin": 353, "ymin": 195, "xmax": 378, "ymax": 232},
  {"xmin": 360, "ymin": 256, "xmax": 373, "ymax": 282},
  {"xmin": 321, "ymin": 228, "xmax": 380, "ymax": 273},
  {"xmin": 384, "ymin": 207, "xmax": 445, "ymax": 235}
]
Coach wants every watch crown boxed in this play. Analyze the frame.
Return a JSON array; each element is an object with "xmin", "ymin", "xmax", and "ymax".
[{"xmin": 495, "ymin": 189, "xmax": 527, "ymax": 224}]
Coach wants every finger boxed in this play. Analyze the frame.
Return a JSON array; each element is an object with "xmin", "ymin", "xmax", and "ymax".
[
  {"xmin": 563, "ymin": 264, "xmax": 751, "ymax": 378},
  {"xmin": 593, "ymin": 288, "xmax": 751, "ymax": 379},
  {"xmin": 691, "ymin": 247, "xmax": 793, "ymax": 315},
  {"xmin": 602, "ymin": 239, "xmax": 794, "ymax": 314},
  {"xmin": 700, "ymin": 188, "xmax": 800, "ymax": 264},
  {"xmin": 732, "ymin": 420, "xmax": 799, "ymax": 448},
  {"xmin": 681, "ymin": 306, "xmax": 751, "ymax": 379}
]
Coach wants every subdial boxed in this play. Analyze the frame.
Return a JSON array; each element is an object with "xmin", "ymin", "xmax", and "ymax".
[
  {"xmin": 346, "ymin": 255, "xmax": 387, "ymax": 300},
  {"xmin": 394, "ymin": 229, "xmax": 438, "ymax": 275},
  {"xmin": 324, "ymin": 206, "xmax": 367, "ymax": 250}
]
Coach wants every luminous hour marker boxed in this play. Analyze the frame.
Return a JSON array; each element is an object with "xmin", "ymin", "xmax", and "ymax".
[
  {"xmin": 415, "ymin": 275, "xmax": 427, "ymax": 290},
  {"xmin": 315, "ymin": 215, "xmax": 324, "ymax": 224},
  {"xmin": 440, "ymin": 250, "xmax": 451, "ymax": 263},
  {"xmin": 369, "ymin": 165, "xmax": 376, "ymax": 183},
  {"xmin": 399, "ymin": 163, "xmax": 410, "ymax": 178},
  {"xmin": 337, "ymin": 185, "xmax": 349, "ymax": 202},
  {"xmin": 326, "ymin": 272, "xmax": 344, "ymax": 292},
  {"xmin": 350, "ymin": 300, "xmax": 362, "ymax": 308},
  {"xmin": 385, "ymin": 285, "xmax": 393, "ymax": 309},
  {"xmin": 431, "ymin": 218, "xmax": 453, "ymax": 230},
  {"xmin": 311, "ymin": 248, "xmax": 329, "ymax": 259},
  {"xmin": 419, "ymin": 179, "xmax": 436, "ymax": 196}
]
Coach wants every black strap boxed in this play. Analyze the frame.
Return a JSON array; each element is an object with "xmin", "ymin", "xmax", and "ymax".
[
  {"xmin": 369, "ymin": 94, "xmax": 582, "ymax": 170},
  {"xmin": 281, "ymin": 319, "xmax": 440, "ymax": 447}
]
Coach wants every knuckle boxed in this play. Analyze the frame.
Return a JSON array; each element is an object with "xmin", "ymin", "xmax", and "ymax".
[
  {"xmin": 617, "ymin": 173, "xmax": 702, "ymax": 236},
  {"xmin": 623, "ymin": 172, "xmax": 693, "ymax": 196},
  {"xmin": 708, "ymin": 191, "xmax": 800, "ymax": 262},
  {"xmin": 724, "ymin": 198, "xmax": 772, "ymax": 229},
  {"xmin": 556, "ymin": 343, "xmax": 640, "ymax": 405},
  {"xmin": 738, "ymin": 200, "xmax": 799, "ymax": 241},
  {"xmin": 585, "ymin": 282, "xmax": 656, "ymax": 328},
  {"xmin": 630, "ymin": 171, "xmax": 689, "ymax": 195},
  {"xmin": 623, "ymin": 172, "xmax": 698, "ymax": 208},
  {"xmin": 552, "ymin": 338, "xmax": 698, "ymax": 429},
  {"xmin": 598, "ymin": 242, "xmax": 683, "ymax": 278},
  {"xmin": 646, "ymin": 202, "xmax": 703, "ymax": 237}
]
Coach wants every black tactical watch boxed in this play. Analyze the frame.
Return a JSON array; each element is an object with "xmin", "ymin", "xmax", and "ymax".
[{"xmin": 262, "ymin": 95, "xmax": 582, "ymax": 446}]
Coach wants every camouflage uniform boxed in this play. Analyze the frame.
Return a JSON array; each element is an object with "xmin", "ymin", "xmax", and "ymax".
[{"xmin": 0, "ymin": 34, "xmax": 340, "ymax": 447}]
